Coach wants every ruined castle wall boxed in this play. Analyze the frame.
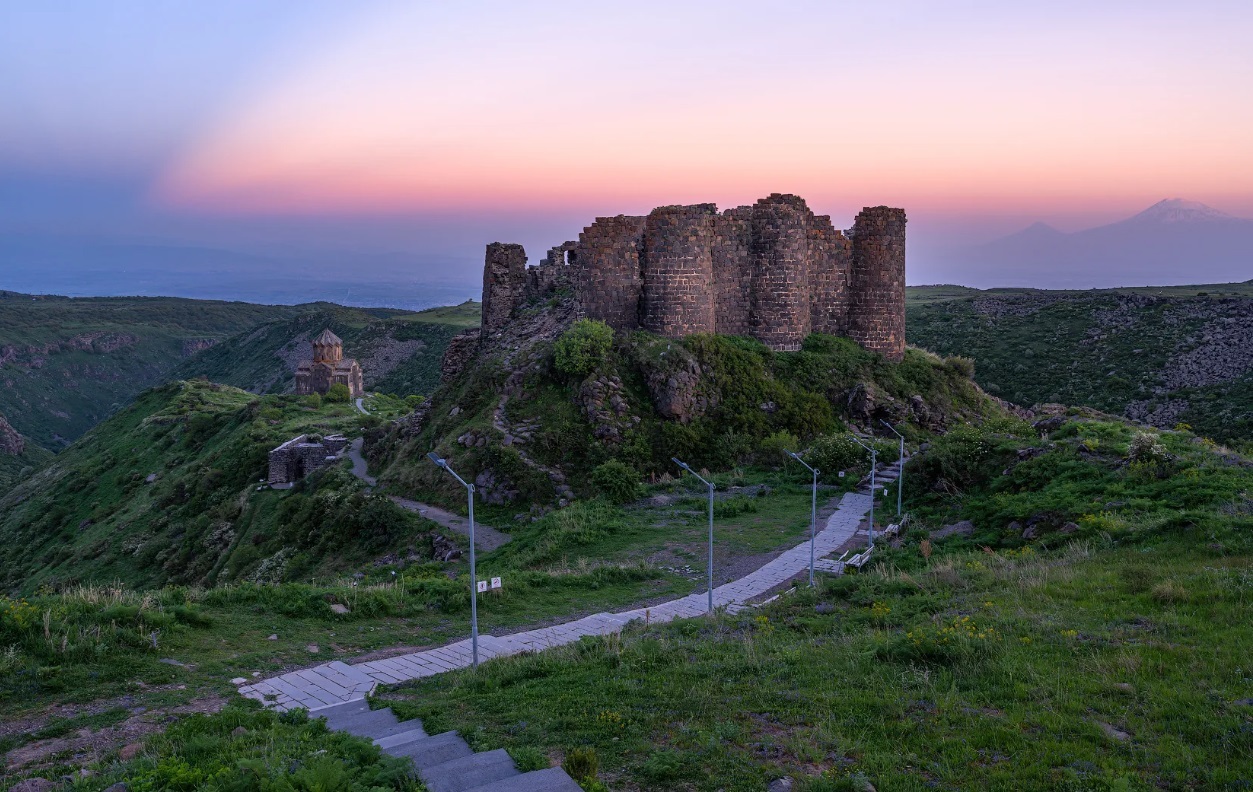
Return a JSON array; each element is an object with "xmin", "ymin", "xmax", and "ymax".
[
  {"xmin": 481, "ymin": 243, "xmax": 528, "ymax": 336},
  {"xmin": 711, "ymin": 207, "xmax": 753, "ymax": 337},
  {"xmin": 640, "ymin": 205, "xmax": 717, "ymax": 337},
  {"xmin": 748, "ymin": 195, "xmax": 811, "ymax": 351},
  {"xmin": 849, "ymin": 206, "xmax": 907, "ymax": 361},
  {"xmin": 808, "ymin": 217, "xmax": 853, "ymax": 336},
  {"xmin": 572, "ymin": 217, "xmax": 646, "ymax": 330}
]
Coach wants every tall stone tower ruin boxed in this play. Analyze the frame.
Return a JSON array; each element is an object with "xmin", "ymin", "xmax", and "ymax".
[{"xmin": 475, "ymin": 194, "xmax": 907, "ymax": 360}]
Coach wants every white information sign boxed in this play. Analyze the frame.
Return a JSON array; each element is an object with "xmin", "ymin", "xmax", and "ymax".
[
  {"xmin": 490, "ymin": 577, "xmax": 502, "ymax": 589},
  {"xmin": 476, "ymin": 580, "xmax": 488, "ymax": 593}
]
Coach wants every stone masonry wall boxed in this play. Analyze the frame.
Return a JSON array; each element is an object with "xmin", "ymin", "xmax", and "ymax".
[
  {"xmin": 711, "ymin": 208, "xmax": 753, "ymax": 336},
  {"xmin": 748, "ymin": 195, "xmax": 812, "ymax": 351},
  {"xmin": 480, "ymin": 195, "xmax": 905, "ymax": 358},
  {"xmin": 640, "ymin": 204, "xmax": 717, "ymax": 337},
  {"xmin": 572, "ymin": 217, "xmax": 647, "ymax": 330},
  {"xmin": 482, "ymin": 243, "xmax": 528, "ymax": 337},
  {"xmin": 808, "ymin": 216, "xmax": 853, "ymax": 336},
  {"xmin": 848, "ymin": 206, "xmax": 907, "ymax": 361}
]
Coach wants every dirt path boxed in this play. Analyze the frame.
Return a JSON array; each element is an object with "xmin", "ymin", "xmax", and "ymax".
[{"xmin": 388, "ymin": 496, "xmax": 512, "ymax": 551}]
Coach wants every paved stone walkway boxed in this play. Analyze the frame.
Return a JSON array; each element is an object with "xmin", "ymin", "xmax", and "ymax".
[{"xmin": 238, "ymin": 484, "xmax": 881, "ymax": 712}]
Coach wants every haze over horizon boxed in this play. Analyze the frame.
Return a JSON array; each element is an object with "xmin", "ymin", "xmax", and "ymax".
[{"xmin": 3, "ymin": 1, "xmax": 1252, "ymax": 299}]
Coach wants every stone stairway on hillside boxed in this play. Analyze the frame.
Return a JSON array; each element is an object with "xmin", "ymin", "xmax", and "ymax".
[{"xmin": 314, "ymin": 699, "xmax": 582, "ymax": 791}]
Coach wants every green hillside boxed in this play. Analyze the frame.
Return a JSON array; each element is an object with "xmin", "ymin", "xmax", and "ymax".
[
  {"xmin": 376, "ymin": 414, "xmax": 1252, "ymax": 791},
  {"xmin": 0, "ymin": 379, "xmax": 433, "ymax": 592},
  {"xmin": 0, "ymin": 291, "xmax": 298, "ymax": 451},
  {"xmin": 0, "ymin": 420, "xmax": 53, "ymax": 493},
  {"xmin": 170, "ymin": 301, "xmax": 478, "ymax": 398},
  {"xmin": 370, "ymin": 320, "xmax": 1004, "ymax": 516},
  {"xmin": 906, "ymin": 282, "xmax": 1253, "ymax": 446}
]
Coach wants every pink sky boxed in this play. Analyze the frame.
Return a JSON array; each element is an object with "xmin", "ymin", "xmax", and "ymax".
[{"xmin": 150, "ymin": 2, "xmax": 1253, "ymax": 225}]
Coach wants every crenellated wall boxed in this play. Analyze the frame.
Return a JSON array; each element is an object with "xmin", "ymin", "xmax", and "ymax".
[
  {"xmin": 479, "ymin": 194, "xmax": 905, "ymax": 360},
  {"xmin": 572, "ymin": 217, "xmax": 647, "ymax": 330}
]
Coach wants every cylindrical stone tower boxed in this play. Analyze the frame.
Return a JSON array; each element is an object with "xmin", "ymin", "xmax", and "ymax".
[
  {"xmin": 848, "ymin": 206, "xmax": 907, "ymax": 361},
  {"xmin": 748, "ymin": 195, "xmax": 811, "ymax": 351},
  {"xmin": 481, "ymin": 242, "xmax": 528, "ymax": 337},
  {"xmin": 640, "ymin": 204, "xmax": 717, "ymax": 337}
]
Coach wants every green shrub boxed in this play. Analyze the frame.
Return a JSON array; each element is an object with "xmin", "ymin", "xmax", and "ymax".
[
  {"xmin": 562, "ymin": 746, "xmax": 599, "ymax": 782},
  {"xmin": 807, "ymin": 434, "xmax": 869, "ymax": 475},
  {"xmin": 758, "ymin": 430, "xmax": 800, "ymax": 466},
  {"xmin": 945, "ymin": 355, "xmax": 976, "ymax": 378},
  {"xmin": 554, "ymin": 320, "xmax": 614, "ymax": 378},
  {"xmin": 589, "ymin": 460, "xmax": 641, "ymax": 504},
  {"xmin": 405, "ymin": 394, "xmax": 426, "ymax": 408},
  {"xmin": 303, "ymin": 393, "xmax": 322, "ymax": 410},
  {"xmin": 326, "ymin": 383, "xmax": 351, "ymax": 403}
]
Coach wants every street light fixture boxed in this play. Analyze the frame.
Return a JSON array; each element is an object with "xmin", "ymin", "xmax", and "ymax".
[
  {"xmin": 672, "ymin": 457, "xmax": 715, "ymax": 614},
  {"xmin": 426, "ymin": 452, "xmax": 479, "ymax": 668},
  {"xmin": 849, "ymin": 435, "xmax": 877, "ymax": 547},
  {"xmin": 785, "ymin": 450, "xmax": 819, "ymax": 586},
  {"xmin": 880, "ymin": 420, "xmax": 906, "ymax": 518}
]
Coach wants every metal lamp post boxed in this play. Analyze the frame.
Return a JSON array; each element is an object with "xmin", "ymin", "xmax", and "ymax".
[
  {"xmin": 880, "ymin": 419, "xmax": 905, "ymax": 518},
  {"xmin": 850, "ymin": 435, "xmax": 877, "ymax": 547},
  {"xmin": 785, "ymin": 450, "xmax": 819, "ymax": 586},
  {"xmin": 426, "ymin": 452, "xmax": 478, "ymax": 668},
  {"xmin": 672, "ymin": 457, "xmax": 715, "ymax": 614}
]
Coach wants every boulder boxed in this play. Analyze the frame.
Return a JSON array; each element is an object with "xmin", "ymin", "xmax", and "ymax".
[
  {"xmin": 929, "ymin": 520, "xmax": 974, "ymax": 540},
  {"xmin": 119, "ymin": 742, "xmax": 144, "ymax": 760},
  {"xmin": 10, "ymin": 780, "xmax": 56, "ymax": 792},
  {"xmin": 1059, "ymin": 522, "xmax": 1079, "ymax": 534}
]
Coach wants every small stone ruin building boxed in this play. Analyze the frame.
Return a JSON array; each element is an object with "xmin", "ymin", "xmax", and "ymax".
[
  {"xmin": 295, "ymin": 329, "xmax": 364, "ymax": 398},
  {"xmin": 268, "ymin": 434, "xmax": 350, "ymax": 485}
]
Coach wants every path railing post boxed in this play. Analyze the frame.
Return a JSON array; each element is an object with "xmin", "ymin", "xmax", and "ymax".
[
  {"xmin": 785, "ymin": 450, "xmax": 820, "ymax": 586},
  {"xmin": 673, "ymin": 458, "xmax": 715, "ymax": 613},
  {"xmin": 881, "ymin": 419, "xmax": 906, "ymax": 518},
  {"xmin": 851, "ymin": 435, "xmax": 877, "ymax": 547},
  {"xmin": 427, "ymin": 452, "xmax": 479, "ymax": 668}
]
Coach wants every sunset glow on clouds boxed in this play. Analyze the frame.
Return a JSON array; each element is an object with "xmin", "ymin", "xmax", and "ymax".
[{"xmin": 152, "ymin": 1, "xmax": 1253, "ymax": 219}]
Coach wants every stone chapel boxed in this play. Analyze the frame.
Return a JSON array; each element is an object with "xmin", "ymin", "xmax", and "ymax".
[{"xmin": 294, "ymin": 329, "xmax": 364, "ymax": 398}]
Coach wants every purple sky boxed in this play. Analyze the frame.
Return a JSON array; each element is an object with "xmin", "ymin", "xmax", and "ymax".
[{"xmin": 3, "ymin": 1, "xmax": 1251, "ymax": 291}]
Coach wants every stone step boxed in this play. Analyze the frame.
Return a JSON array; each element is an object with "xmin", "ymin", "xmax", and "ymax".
[
  {"xmin": 374, "ymin": 726, "xmax": 429, "ymax": 750},
  {"xmin": 386, "ymin": 730, "xmax": 474, "ymax": 769},
  {"xmin": 310, "ymin": 699, "xmax": 371, "ymax": 720},
  {"xmin": 462, "ymin": 766, "xmax": 583, "ymax": 792},
  {"xmin": 420, "ymin": 748, "xmax": 519, "ymax": 792},
  {"xmin": 323, "ymin": 707, "xmax": 398, "ymax": 735},
  {"xmin": 353, "ymin": 716, "xmax": 427, "ymax": 741}
]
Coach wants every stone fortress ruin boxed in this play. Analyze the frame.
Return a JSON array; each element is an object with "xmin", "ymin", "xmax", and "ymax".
[
  {"xmin": 295, "ymin": 329, "xmax": 364, "ymax": 398},
  {"xmin": 479, "ymin": 193, "xmax": 906, "ymax": 360}
]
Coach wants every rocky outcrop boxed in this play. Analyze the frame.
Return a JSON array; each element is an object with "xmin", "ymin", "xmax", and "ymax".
[
  {"xmin": 577, "ymin": 373, "xmax": 638, "ymax": 445},
  {"xmin": 0, "ymin": 415, "xmax": 24, "ymax": 455},
  {"xmin": 439, "ymin": 329, "xmax": 481, "ymax": 383}
]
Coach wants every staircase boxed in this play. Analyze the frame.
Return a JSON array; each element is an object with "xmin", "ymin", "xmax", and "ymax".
[{"xmin": 314, "ymin": 699, "xmax": 582, "ymax": 791}]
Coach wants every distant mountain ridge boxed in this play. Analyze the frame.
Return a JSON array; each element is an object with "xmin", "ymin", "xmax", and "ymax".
[{"xmin": 954, "ymin": 199, "xmax": 1253, "ymax": 288}]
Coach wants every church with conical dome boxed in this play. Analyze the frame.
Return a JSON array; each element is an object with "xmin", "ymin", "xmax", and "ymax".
[{"xmin": 294, "ymin": 329, "xmax": 364, "ymax": 398}]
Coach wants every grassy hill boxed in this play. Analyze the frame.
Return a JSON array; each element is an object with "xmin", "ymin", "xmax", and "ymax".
[
  {"xmin": 0, "ymin": 379, "xmax": 435, "ymax": 592},
  {"xmin": 0, "ymin": 291, "xmax": 298, "ymax": 451},
  {"xmin": 2, "ymin": 410, "xmax": 1247, "ymax": 790},
  {"xmin": 374, "ymin": 414, "xmax": 1252, "ymax": 791},
  {"xmin": 906, "ymin": 282, "xmax": 1253, "ymax": 446},
  {"xmin": 370, "ymin": 317, "xmax": 1006, "ymax": 518},
  {"xmin": 0, "ymin": 419, "xmax": 53, "ymax": 493},
  {"xmin": 170, "ymin": 300, "xmax": 480, "ymax": 398}
]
